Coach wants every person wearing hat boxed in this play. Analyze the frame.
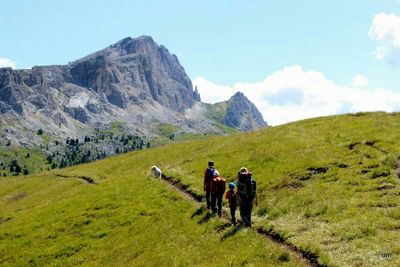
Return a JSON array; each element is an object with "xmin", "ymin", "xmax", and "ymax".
[
  {"xmin": 203, "ymin": 160, "xmax": 215, "ymax": 210},
  {"xmin": 225, "ymin": 182, "xmax": 238, "ymax": 225},
  {"xmin": 210, "ymin": 170, "xmax": 226, "ymax": 217},
  {"xmin": 237, "ymin": 167, "xmax": 257, "ymax": 227}
]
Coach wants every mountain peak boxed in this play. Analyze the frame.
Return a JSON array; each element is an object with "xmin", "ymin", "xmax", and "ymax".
[
  {"xmin": 231, "ymin": 91, "xmax": 246, "ymax": 99},
  {"xmin": 110, "ymin": 35, "xmax": 157, "ymax": 54},
  {"xmin": 221, "ymin": 91, "xmax": 267, "ymax": 131}
]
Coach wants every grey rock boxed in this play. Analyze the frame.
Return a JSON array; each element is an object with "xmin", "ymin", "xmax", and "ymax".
[
  {"xmin": 193, "ymin": 86, "xmax": 201, "ymax": 102},
  {"xmin": 221, "ymin": 92, "xmax": 267, "ymax": 131},
  {"xmin": 0, "ymin": 36, "xmax": 267, "ymax": 149}
]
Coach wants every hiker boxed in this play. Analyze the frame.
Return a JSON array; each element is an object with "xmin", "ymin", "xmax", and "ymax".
[
  {"xmin": 203, "ymin": 160, "xmax": 215, "ymax": 210},
  {"xmin": 211, "ymin": 170, "xmax": 226, "ymax": 217},
  {"xmin": 225, "ymin": 182, "xmax": 238, "ymax": 225},
  {"xmin": 237, "ymin": 167, "xmax": 257, "ymax": 227},
  {"xmin": 151, "ymin": 165, "xmax": 162, "ymax": 179}
]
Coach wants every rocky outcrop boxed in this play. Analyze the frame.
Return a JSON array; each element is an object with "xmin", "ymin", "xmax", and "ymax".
[
  {"xmin": 67, "ymin": 36, "xmax": 196, "ymax": 112},
  {"xmin": 0, "ymin": 36, "xmax": 198, "ymax": 118},
  {"xmin": 221, "ymin": 92, "xmax": 267, "ymax": 131},
  {"xmin": 0, "ymin": 36, "xmax": 266, "ymax": 149}
]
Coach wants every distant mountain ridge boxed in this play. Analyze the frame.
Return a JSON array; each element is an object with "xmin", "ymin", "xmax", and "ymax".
[{"xmin": 0, "ymin": 36, "xmax": 266, "ymax": 150}]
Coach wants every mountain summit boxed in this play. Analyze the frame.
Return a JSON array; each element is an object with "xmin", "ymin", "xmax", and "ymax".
[
  {"xmin": 69, "ymin": 35, "xmax": 198, "ymax": 112},
  {"xmin": 221, "ymin": 92, "xmax": 267, "ymax": 131},
  {"xmin": 0, "ymin": 36, "xmax": 266, "ymax": 149}
]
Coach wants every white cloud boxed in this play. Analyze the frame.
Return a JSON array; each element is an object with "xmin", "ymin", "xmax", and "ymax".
[
  {"xmin": 192, "ymin": 77, "xmax": 236, "ymax": 103},
  {"xmin": 352, "ymin": 75, "xmax": 369, "ymax": 88},
  {"xmin": 0, "ymin": 58, "xmax": 16, "ymax": 68},
  {"xmin": 193, "ymin": 65, "xmax": 400, "ymax": 126},
  {"xmin": 369, "ymin": 13, "xmax": 400, "ymax": 66}
]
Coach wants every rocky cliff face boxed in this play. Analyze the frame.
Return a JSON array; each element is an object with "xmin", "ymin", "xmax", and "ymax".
[
  {"xmin": 0, "ymin": 36, "xmax": 208, "ymax": 141},
  {"xmin": 67, "ymin": 36, "xmax": 197, "ymax": 112},
  {"xmin": 221, "ymin": 92, "xmax": 267, "ymax": 131},
  {"xmin": 0, "ymin": 36, "xmax": 198, "ymax": 116},
  {"xmin": 0, "ymin": 36, "xmax": 266, "ymax": 148}
]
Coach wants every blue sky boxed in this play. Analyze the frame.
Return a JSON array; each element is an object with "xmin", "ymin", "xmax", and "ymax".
[{"xmin": 1, "ymin": 0, "xmax": 400, "ymax": 124}]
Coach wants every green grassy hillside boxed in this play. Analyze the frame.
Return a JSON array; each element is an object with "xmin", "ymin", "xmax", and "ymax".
[
  {"xmin": 0, "ymin": 153, "xmax": 304, "ymax": 265},
  {"xmin": 2, "ymin": 111, "xmax": 400, "ymax": 266},
  {"xmin": 154, "ymin": 111, "xmax": 400, "ymax": 266}
]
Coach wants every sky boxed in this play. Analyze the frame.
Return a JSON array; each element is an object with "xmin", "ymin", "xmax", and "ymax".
[{"xmin": 1, "ymin": 0, "xmax": 400, "ymax": 125}]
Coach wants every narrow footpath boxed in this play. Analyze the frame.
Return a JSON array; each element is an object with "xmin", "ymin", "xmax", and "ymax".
[{"xmin": 160, "ymin": 174, "xmax": 322, "ymax": 267}]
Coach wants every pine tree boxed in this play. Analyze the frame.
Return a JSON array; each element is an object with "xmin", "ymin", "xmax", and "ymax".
[{"xmin": 15, "ymin": 165, "xmax": 21, "ymax": 173}]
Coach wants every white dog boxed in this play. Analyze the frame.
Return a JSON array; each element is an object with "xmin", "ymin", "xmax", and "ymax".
[{"xmin": 151, "ymin": 165, "xmax": 162, "ymax": 179}]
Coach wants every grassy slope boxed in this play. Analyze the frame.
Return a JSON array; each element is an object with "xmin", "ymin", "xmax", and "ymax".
[
  {"xmin": 145, "ymin": 112, "xmax": 400, "ymax": 266},
  {"xmin": 0, "ymin": 146, "xmax": 48, "ymax": 176},
  {"xmin": 0, "ymin": 153, "xmax": 304, "ymax": 266},
  {"xmin": 204, "ymin": 102, "xmax": 239, "ymax": 134},
  {"xmin": 3, "ymin": 111, "xmax": 400, "ymax": 266}
]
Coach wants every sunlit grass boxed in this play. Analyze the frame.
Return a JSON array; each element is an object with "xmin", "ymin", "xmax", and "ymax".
[
  {"xmin": 2, "ymin": 111, "xmax": 400, "ymax": 266},
  {"xmin": 0, "ymin": 152, "xmax": 304, "ymax": 266}
]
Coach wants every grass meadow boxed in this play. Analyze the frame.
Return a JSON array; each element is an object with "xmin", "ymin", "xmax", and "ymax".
[
  {"xmin": 2, "ymin": 112, "xmax": 400, "ymax": 266},
  {"xmin": 0, "ymin": 149, "xmax": 304, "ymax": 266}
]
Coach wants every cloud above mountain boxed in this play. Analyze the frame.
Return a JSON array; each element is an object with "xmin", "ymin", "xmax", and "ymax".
[
  {"xmin": 369, "ymin": 13, "xmax": 400, "ymax": 67},
  {"xmin": 193, "ymin": 65, "xmax": 400, "ymax": 125},
  {"xmin": 0, "ymin": 58, "xmax": 15, "ymax": 68},
  {"xmin": 352, "ymin": 75, "xmax": 369, "ymax": 88}
]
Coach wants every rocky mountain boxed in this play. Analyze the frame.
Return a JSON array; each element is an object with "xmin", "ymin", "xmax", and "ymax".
[
  {"xmin": 0, "ymin": 36, "xmax": 266, "ymax": 151},
  {"xmin": 221, "ymin": 92, "xmax": 267, "ymax": 131}
]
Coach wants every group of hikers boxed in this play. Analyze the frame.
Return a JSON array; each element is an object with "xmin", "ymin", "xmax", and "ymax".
[
  {"xmin": 150, "ymin": 160, "xmax": 257, "ymax": 227},
  {"xmin": 203, "ymin": 160, "xmax": 257, "ymax": 227}
]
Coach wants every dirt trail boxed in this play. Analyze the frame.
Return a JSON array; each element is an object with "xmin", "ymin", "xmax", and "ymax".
[
  {"xmin": 160, "ymin": 174, "xmax": 321, "ymax": 267},
  {"xmin": 55, "ymin": 174, "xmax": 97, "ymax": 184}
]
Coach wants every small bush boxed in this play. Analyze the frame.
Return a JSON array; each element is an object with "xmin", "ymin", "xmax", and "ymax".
[{"xmin": 278, "ymin": 252, "xmax": 290, "ymax": 262}]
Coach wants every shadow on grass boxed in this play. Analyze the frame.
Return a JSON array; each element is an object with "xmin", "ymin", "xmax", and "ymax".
[
  {"xmin": 191, "ymin": 207, "xmax": 206, "ymax": 219},
  {"xmin": 198, "ymin": 212, "xmax": 215, "ymax": 224},
  {"xmin": 220, "ymin": 226, "xmax": 240, "ymax": 241},
  {"xmin": 214, "ymin": 222, "xmax": 232, "ymax": 233}
]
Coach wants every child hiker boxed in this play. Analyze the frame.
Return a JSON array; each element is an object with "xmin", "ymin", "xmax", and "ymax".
[{"xmin": 225, "ymin": 182, "xmax": 237, "ymax": 225}]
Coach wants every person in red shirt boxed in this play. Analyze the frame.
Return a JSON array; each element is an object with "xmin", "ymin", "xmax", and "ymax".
[
  {"xmin": 225, "ymin": 182, "xmax": 237, "ymax": 225},
  {"xmin": 211, "ymin": 170, "xmax": 226, "ymax": 217}
]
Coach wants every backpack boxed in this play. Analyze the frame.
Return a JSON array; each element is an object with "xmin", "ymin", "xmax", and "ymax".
[
  {"xmin": 204, "ymin": 167, "xmax": 214, "ymax": 190},
  {"xmin": 205, "ymin": 167, "xmax": 214, "ymax": 182},
  {"xmin": 215, "ymin": 177, "xmax": 226, "ymax": 194},
  {"xmin": 238, "ymin": 173, "xmax": 256, "ymax": 200}
]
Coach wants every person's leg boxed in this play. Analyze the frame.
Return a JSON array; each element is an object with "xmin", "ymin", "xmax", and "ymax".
[
  {"xmin": 230, "ymin": 206, "xmax": 237, "ymax": 225},
  {"xmin": 211, "ymin": 194, "xmax": 217, "ymax": 213},
  {"xmin": 243, "ymin": 199, "xmax": 251, "ymax": 227},
  {"xmin": 240, "ymin": 202, "xmax": 248, "ymax": 225},
  {"xmin": 247, "ymin": 200, "xmax": 253, "ymax": 227},
  {"xmin": 205, "ymin": 190, "xmax": 211, "ymax": 210},
  {"xmin": 217, "ymin": 193, "xmax": 223, "ymax": 216}
]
